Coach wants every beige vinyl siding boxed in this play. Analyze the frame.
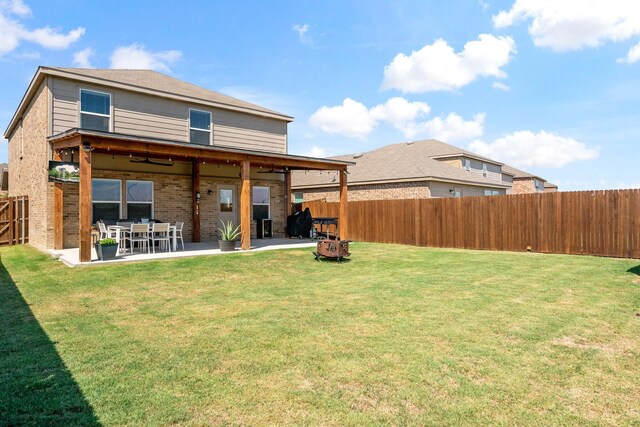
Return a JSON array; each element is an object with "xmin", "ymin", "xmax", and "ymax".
[
  {"xmin": 428, "ymin": 181, "xmax": 505, "ymax": 198},
  {"xmin": 213, "ymin": 109, "xmax": 286, "ymax": 153},
  {"xmin": 50, "ymin": 77, "xmax": 287, "ymax": 153},
  {"xmin": 463, "ymin": 157, "xmax": 502, "ymax": 182}
]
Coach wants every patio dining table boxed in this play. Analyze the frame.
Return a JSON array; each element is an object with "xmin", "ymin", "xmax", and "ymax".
[{"xmin": 108, "ymin": 224, "xmax": 178, "ymax": 253}]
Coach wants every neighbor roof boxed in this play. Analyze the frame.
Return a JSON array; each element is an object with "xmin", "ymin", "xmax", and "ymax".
[
  {"xmin": 292, "ymin": 139, "xmax": 511, "ymax": 189},
  {"xmin": 501, "ymin": 164, "xmax": 546, "ymax": 181},
  {"xmin": 5, "ymin": 66, "xmax": 293, "ymax": 138}
]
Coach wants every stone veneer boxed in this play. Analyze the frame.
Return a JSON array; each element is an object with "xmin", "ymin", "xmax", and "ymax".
[
  {"xmin": 7, "ymin": 81, "xmax": 52, "ymax": 250},
  {"xmin": 61, "ymin": 169, "xmax": 285, "ymax": 248}
]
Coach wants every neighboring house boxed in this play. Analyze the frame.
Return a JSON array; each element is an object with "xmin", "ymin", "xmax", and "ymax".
[
  {"xmin": 291, "ymin": 139, "xmax": 554, "ymax": 202},
  {"xmin": 501, "ymin": 164, "xmax": 551, "ymax": 194},
  {"xmin": 4, "ymin": 66, "xmax": 351, "ymax": 261},
  {"xmin": 0, "ymin": 163, "xmax": 8, "ymax": 192}
]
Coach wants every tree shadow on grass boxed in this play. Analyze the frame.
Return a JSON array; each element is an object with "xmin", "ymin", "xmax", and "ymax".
[
  {"xmin": 0, "ymin": 259, "xmax": 100, "ymax": 426},
  {"xmin": 628, "ymin": 265, "xmax": 640, "ymax": 276}
]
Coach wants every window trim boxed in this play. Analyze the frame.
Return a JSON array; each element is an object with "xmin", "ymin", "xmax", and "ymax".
[
  {"xmin": 482, "ymin": 163, "xmax": 487, "ymax": 177},
  {"xmin": 464, "ymin": 159, "xmax": 471, "ymax": 171},
  {"xmin": 92, "ymin": 178, "xmax": 121, "ymax": 222},
  {"xmin": 293, "ymin": 191, "xmax": 304, "ymax": 203},
  {"xmin": 252, "ymin": 185, "xmax": 270, "ymax": 220},
  {"xmin": 79, "ymin": 88, "xmax": 112, "ymax": 132},
  {"xmin": 125, "ymin": 180, "xmax": 154, "ymax": 219},
  {"xmin": 189, "ymin": 108, "xmax": 212, "ymax": 145}
]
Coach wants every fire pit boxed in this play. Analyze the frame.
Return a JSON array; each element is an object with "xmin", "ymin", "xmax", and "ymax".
[{"xmin": 313, "ymin": 239, "xmax": 351, "ymax": 262}]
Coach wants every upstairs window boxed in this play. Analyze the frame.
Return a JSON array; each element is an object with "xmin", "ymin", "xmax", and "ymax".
[
  {"xmin": 80, "ymin": 89, "xmax": 111, "ymax": 132},
  {"xmin": 464, "ymin": 159, "xmax": 471, "ymax": 171},
  {"xmin": 189, "ymin": 109, "xmax": 211, "ymax": 145},
  {"xmin": 482, "ymin": 163, "xmax": 487, "ymax": 177}
]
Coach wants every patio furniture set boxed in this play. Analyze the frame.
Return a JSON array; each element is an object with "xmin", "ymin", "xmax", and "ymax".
[{"xmin": 97, "ymin": 220, "xmax": 185, "ymax": 255}]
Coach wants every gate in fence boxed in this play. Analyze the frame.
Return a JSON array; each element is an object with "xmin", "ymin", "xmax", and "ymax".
[{"xmin": 0, "ymin": 196, "xmax": 29, "ymax": 246}]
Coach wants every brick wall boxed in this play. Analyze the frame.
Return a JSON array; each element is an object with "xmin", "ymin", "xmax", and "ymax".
[
  {"xmin": 511, "ymin": 178, "xmax": 535, "ymax": 194},
  {"xmin": 7, "ymin": 81, "xmax": 51, "ymax": 250},
  {"xmin": 61, "ymin": 169, "xmax": 285, "ymax": 248},
  {"xmin": 301, "ymin": 181, "xmax": 431, "ymax": 202}
]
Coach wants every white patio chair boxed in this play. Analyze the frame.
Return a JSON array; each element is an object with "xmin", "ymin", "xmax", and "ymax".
[
  {"xmin": 174, "ymin": 221, "xmax": 185, "ymax": 250},
  {"xmin": 128, "ymin": 223, "xmax": 150, "ymax": 254},
  {"xmin": 97, "ymin": 221, "xmax": 117, "ymax": 240},
  {"xmin": 149, "ymin": 223, "xmax": 171, "ymax": 253}
]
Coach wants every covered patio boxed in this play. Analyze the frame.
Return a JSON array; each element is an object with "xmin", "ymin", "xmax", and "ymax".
[
  {"xmin": 50, "ymin": 237, "xmax": 318, "ymax": 267},
  {"xmin": 49, "ymin": 129, "xmax": 352, "ymax": 263}
]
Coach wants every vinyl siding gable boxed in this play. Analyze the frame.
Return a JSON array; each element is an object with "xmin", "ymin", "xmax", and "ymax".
[{"xmin": 50, "ymin": 77, "xmax": 287, "ymax": 153}]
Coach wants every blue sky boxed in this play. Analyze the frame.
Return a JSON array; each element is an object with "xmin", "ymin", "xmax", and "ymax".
[{"xmin": 1, "ymin": 0, "xmax": 639, "ymax": 190}]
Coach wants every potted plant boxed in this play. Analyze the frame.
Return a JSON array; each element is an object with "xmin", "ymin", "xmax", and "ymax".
[
  {"xmin": 95, "ymin": 238, "xmax": 119, "ymax": 261},
  {"xmin": 218, "ymin": 220, "xmax": 241, "ymax": 252}
]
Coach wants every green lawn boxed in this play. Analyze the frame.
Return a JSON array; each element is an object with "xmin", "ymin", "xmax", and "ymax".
[{"xmin": 1, "ymin": 244, "xmax": 639, "ymax": 426}]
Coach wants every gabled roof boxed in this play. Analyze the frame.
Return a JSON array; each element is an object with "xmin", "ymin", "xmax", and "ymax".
[
  {"xmin": 5, "ymin": 66, "xmax": 293, "ymax": 138},
  {"xmin": 292, "ymin": 139, "xmax": 511, "ymax": 189},
  {"xmin": 501, "ymin": 164, "xmax": 546, "ymax": 181}
]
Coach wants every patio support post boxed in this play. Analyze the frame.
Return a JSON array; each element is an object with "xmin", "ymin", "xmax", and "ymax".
[
  {"xmin": 240, "ymin": 160, "xmax": 251, "ymax": 250},
  {"xmin": 339, "ymin": 168, "xmax": 348, "ymax": 240},
  {"xmin": 192, "ymin": 160, "xmax": 201, "ymax": 243},
  {"xmin": 53, "ymin": 148, "xmax": 63, "ymax": 250},
  {"xmin": 284, "ymin": 170, "xmax": 292, "ymax": 220},
  {"xmin": 79, "ymin": 143, "xmax": 92, "ymax": 262}
]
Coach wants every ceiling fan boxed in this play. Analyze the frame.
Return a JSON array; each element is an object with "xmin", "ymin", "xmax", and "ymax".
[{"xmin": 130, "ymin": 152, "xmax": 174, "ymax": 167}]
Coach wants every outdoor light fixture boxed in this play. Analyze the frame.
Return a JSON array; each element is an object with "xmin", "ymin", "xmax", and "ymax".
[
  {"xmin": 81, "ymin": 141, "xmax": 91, "ymax": 152},
  {"xmin": 207, "ymin": 189, "xmax": 213, "ymax": 195},
  {"xmin": 449, "ymin": 188, "xmax": 454, "ymax": 193},
  {"xmin": 195, "ymin": 191, "xmax": 201, "ymax": 203}
]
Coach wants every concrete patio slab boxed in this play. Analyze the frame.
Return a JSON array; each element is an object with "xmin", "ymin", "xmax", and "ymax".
[{"xmin": 49, "ymin": 238, "xmax": 317, "ymax": 267}]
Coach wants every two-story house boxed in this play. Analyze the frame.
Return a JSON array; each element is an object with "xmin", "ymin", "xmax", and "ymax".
[
  {"xmin": 291, "ymin": 139, "xmax": 555, "ymax": 202},
  {"xmin": 4, "ymin": 66, "xmax": 351, "ymax": 261}
]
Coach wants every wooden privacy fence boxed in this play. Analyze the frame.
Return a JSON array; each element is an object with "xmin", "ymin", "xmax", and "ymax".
[
  {"xmin": 302, "ymin": 189, "xmax": 640, "ymax": 259},
  {"xmin": 0, "ymin": 196, "xmax": 29, "ymax": 246}
]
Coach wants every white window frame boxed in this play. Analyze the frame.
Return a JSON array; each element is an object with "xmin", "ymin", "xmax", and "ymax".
[
  {"xmin": 453, "ymin": 186, "xmax": 463, "ymax": 198},
  {"xmin": 125, "ymin": 180, "xmax": 154, "ymax": 219},
  {"xmin": 534, "ymin": 179, "xmax": 544, "ymax": 191},
  {"xmin": 464, "ymin": 159, "xmax": 471, "ymax": 171},
  {"xmin": 252, "ymin": 185, "xmax": 270, "ymax": 219},
  {"xmin": 482, "ymin": 163, "xmax": 487, "ymax": 177},
  {"xmin": 189, "ymin": 108, "xmax": 212, "ymax": 145},
  {"xmin": 79, "ymin": 88, "xmax": 112, "ymax": 132},
  {"xmin": 92, "ymin": 178, "xmax": 121, "ymax": 222},
  {"xmin": 484, "ymin": 189, "xmax": 500, "ymax": 196},
  {"xmin": 293, "ymin": 191, "xmax": 304, "ymax": 203}
]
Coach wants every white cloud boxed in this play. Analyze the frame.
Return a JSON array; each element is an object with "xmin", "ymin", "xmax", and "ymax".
[
  {"xmin": 293, "ymin": 23, "xmax": 312, "ymax": 44},
  {"xmin": 109, "ymin": 44, "xmax": 182, "ymax": 72},
  {"xmin": 468, "ymin": 130, "xmax": 600, "ymax": 168},
  {"xmin": 420, "ymin": 113, "xmax": 485, "ymax": 143},
  {"xmin": 310, "ymin": 97, "xmax": 483, "ymax": 141},
  {"xmin": 618, "ymin": 41, "xmax": 640, "ymax": 64},
  {"xmin": 73, "ymin": 47, "xmax": 93, "ymax": 68},
  {"xmin": 479, "ymin": 0, "xmax": 489, "ymax": 11},
  {"xmin": 1, "ymin": 0, "xmax": 30, "ymax": 16},
  {"xmin": 492, "ymin": 81, "xmax": 510, "ymax": 91},
  {"xmin": 369, "ymin": 97, "xmax": 431, "ymax": 137},
  {"xmin": 304, "ymin": 146, "xmax": 328, "ymax": 158},
  {"xmin": 381, "ymin": 34, "xmax": 516, "ymax": 93},
  {"xmin": 21, "ymin": 26, "xmax": 85, "ymax": 49},
  {"xmin": 494, "ymin": 0, "xmax": 640, "ymax": 52},
  {"xmin": 0, "ymin": 2, "xmax": 84, "ymax": 57},
  {"xmin": 309, "ymin": 98, "xmax": 376, "ymax": 139}
]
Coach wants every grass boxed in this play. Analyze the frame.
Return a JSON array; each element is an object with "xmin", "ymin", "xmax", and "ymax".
[{"xmin": 1, "ymin": 243, "xmax": 639, "ymax": 426}]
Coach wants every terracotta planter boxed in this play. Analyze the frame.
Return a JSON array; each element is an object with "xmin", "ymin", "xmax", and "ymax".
[
  {"xmin": 218, "ymin": 239, "xmax": 237, "ymax": 252},
  {"xmin": 95, "ymin": 242, "xmax": 119, "ymax": 261}
]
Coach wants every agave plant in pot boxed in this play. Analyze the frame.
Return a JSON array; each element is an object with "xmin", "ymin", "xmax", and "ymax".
[{"xmin": 218, "ymin": 220, "xmax": 241, "ymax": 252}]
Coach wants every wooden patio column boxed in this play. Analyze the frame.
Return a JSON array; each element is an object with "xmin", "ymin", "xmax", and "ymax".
[
  {"xmin": 192, "ymin": 160, "xmax": 201, "ymax": 243},
  {"xmin": 53, "ymin": 149, "xmax": 63, "ymax": 250},
  {"xmin": 339, "ymin": 168, "xmax": 348, "ymax": 240},
  {"xmin": 240, "ymin": 160, "xmax": 251, "ymax": 250},
  {"xmin": 284, "ymin": 170, "xmax": 292, "ymax": 224},
  {"xmin": 79, "ymin": 144, "xmax": 92, "ymax": 262}
]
